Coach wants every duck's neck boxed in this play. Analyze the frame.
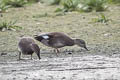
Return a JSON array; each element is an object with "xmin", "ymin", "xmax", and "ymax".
[
  {"xmin": 73, "ymin": 39, "xmax": 78, "ymax": 46},
  {"xmin": 66, "ymin": 39, "xmax": 75, "ymax": 46}
]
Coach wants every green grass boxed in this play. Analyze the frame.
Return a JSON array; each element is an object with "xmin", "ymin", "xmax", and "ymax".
[
  {"xmin": 4, "ymin": 0, "xmax": 27, "ymax": 7},
  {"xmin": 107, "ymin": 0, "xmax": 120, "ymax": 4},
  {"xmin": 78, "ymin": 0, "xmax": 107, "ymax": 12},
  {"xmin": 0, "ymin": 0, "xmax": 40, "ymax": 12},
  {"xmin": 51, "ymin": 0, "xmax": 61, "ymax": 5},
  {"xmin": 0, "ymin": 20, "xmax": 22, "ymax": 31},
  {"xmin": 27, "ymin": 0, "xmax": 40, "ymax": 3},
  {"xmin": 55, "ymin": 0, "xmax": 107, "ymax": 13},
  {"xmin": 55, "ymin": 0, "xmax": 79, "ymax": 12},
  {"xmin": 0, "ymin": 1, "xmax": 10, "ymax": 13},
  {"xmin": 92, "ymin": 13, "xmax": 112, "ymax": 23}
]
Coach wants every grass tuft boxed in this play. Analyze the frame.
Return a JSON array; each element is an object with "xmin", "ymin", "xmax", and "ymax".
[
  {"xmin": 55, "ymin": 0, "xmax": 107, "ymax": 13},
  {"xmin": 92, "ymin": 13, "xmax": 112, "ymax": 23},
  {"xmin": 0, "ymin": 1, "xmax": 10, "ymax": 13},
  {"xmin": 55, "ymin": 0, "xmax": 79, "ymax": 12},
  {"xmin": 107, "ymin": 0, "xmax": 120, "ymax": 4},
  {"xmin": 78, "ymin": 0, "xmax": 107, "ymax": 12},
  {"xmin": 0, "ymin": 20, "xmax": 22, "ymax": 31},
  {"xmin": 4, "ymin": 0, "xmax": 27, "ymax": 7}
]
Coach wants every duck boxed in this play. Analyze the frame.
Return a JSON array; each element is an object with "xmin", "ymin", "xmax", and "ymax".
[
  {"xmin": 18, "ymin": 37, "xmax": 41, "ymax": 60},
  {"xmin": 34, "ymin": 32, "xmax": 88, "ymax": 55}
]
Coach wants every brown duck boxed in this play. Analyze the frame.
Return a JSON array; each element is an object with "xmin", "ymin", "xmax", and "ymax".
[
  {"xmin": 34, "ymin": 32, "xmax": 88, "ymax": 55},
  {"xmin": 18, "ymin": 37, "xmax": 41, "ymax": 60}
]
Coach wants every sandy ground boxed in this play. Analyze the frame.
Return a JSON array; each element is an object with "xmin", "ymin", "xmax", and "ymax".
[{"xmin": 0, "ymin": 51, "xmax": 120, "ymax": 80}]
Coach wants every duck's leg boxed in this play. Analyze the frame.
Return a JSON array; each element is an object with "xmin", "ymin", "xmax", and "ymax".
[
  {"xmin": 53, "ymin": 49, "xmax": 56, "ymax": 53},
  {"xmin": 56, "ymin": 48, "xmax": 60, "ymax": 53},
  {"xmin": 53, "ymin": 48, "xmax": 59, "ymax": 56},
  {"xmin": 31, "ymin": 54, "xmax": 33, "ymax": 60},
  {"xmin": 56, "ymin": 48, "xmax": 60, "ymax": 56},
  {"xmin": 19, "ymin": 51, "xmax": 21, "ymax": 60}
]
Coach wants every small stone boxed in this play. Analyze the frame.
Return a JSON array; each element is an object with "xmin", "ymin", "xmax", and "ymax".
[
  {"xmin": 11, "ymin": 70, "xmax": 16, "ymax": 72},
  {"xmin": 113, "ymin": 53, "xmax": 117, "ymax": 54},
  {"xmin": 0, "ymin": 14, "xmax": 3, "ymax": 17},
  {"xmin": 1, "ymin": 52, "xmax": 7, "ymax": 56},
  {"xmin": 10, "ymin": 28, "xmax": 16, "ymax": 31},
  {"xmin": 68, "ymin": 52, "xmax": 72, "ymax": 54},
  {"xmin": 36, "ymin": 23, "xmax": 40, "ymax": 25},
  {"xmin": 62, "ymin": 77, "xmax": 66, "ymax": 79},
  {"xmin": 13, "ymin": 78, "xmax": 16, "ymax": 80},
  {"xmin": 83, "ymin": 16, "xmax": 85, "ymax": 19},
  {"xmin": 104, "ymin": 33, "xmax": 112, "ymax": 37},
  {"xmin": 1, "ymin": 28, "xmax": 6, "ymax": 32}
]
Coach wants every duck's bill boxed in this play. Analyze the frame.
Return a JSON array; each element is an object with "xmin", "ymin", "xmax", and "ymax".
[
  {"xmin": 37, "ymin": 53, "xmax": 41, "ymax": 60},
  {"xmin": 84, "ymin": 46, "xmax": 89, "ymax": 51}
]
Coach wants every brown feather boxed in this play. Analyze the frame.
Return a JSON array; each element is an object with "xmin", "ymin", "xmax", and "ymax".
[{"xmin": 18, "ymin": 37, "xmax": 41, "ymax": 60}]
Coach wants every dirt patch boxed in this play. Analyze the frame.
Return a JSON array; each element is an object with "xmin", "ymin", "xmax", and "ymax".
[{"xmin": 0, "ymin": 53, "xmax": 120, "ymax": 80}]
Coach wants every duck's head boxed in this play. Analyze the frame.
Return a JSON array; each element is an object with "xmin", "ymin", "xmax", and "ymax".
[
  {"xmin": 36, "ymin": 51, "xmax": 41, "ymax": 60},
  {"xmin": 31, "ymin": 44, "xmax": 41, "ymax": 60},
  {"xmin": 35, "ymin": 48, "xmax": 41, "ymax": 60},
  {"xmin": 74, "ymin": 39, "xmax": 89, "ymax": 51}
]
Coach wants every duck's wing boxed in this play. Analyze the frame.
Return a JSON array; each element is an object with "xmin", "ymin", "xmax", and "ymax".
[
  {"xmin": 48, "ymin": 32, "xmax": 74, "ymax": 47},
  {"xmin": 34, "ymin": 32, "xmax": 65, "ymax": 41},
  {"xmin": 34, "ymin": 33, "xmax": 52, "ymax": 41}
]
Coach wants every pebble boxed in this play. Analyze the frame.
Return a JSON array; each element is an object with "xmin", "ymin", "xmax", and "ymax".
[{"xmin": 1, "ymin": 52, "xmax": 7, "ymax": 56}]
